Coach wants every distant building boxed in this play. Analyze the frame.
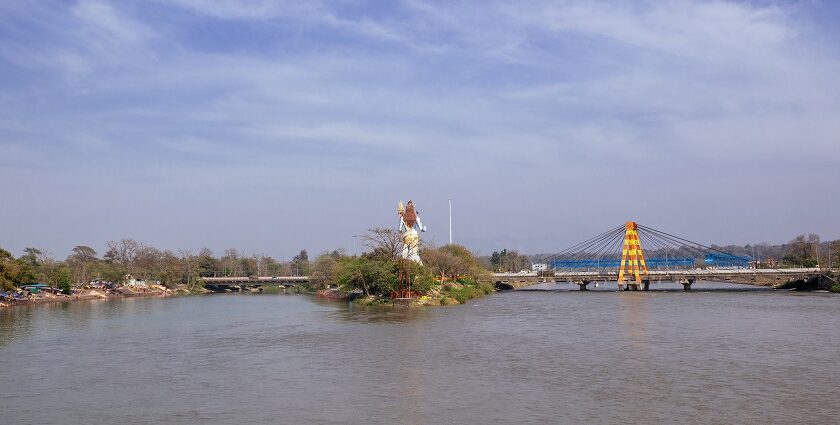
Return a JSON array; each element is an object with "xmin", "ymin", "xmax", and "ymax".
[
  {"xmin": 124, "ymin": 275, "xmax": 159, "ymax": 288},
  {"xmin": 531, "ymin": 263, "xmax": 548, "ymax": 272}
]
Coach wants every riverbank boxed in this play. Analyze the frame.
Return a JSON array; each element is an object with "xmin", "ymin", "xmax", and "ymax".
[{"xmin": 0, "ymin": 285, "xmax": 192, "ymax": 309}]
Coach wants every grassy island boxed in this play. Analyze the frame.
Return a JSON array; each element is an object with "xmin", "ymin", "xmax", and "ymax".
[{"xmin": 311, "ymin": 228, "xmax": 495, "ymax": 307}]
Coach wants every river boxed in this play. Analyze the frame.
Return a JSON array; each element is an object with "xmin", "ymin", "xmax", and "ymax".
[{"xmin": 1, "ymin": 283, "xmax": 839, "ymax": 424}]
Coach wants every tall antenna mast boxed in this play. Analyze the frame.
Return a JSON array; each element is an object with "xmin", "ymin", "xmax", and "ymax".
[{"xmin": 448, "ymin": 197, "xmax": 453, "ymax": 245}]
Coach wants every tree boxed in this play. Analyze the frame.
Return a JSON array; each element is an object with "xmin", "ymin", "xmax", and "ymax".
[
  {"xmin": 196, "ymin": 248, "xmax": 218, "ymax": 277},
  {"xmin": 310, "ymin": 253, "xmax": 339, "ymax": 289},
  {"xmin": 784, "ymin": 234, "xmax": 820, "ymax": 267},
  {"xmin": 422, "ymin": 247, "xmax": 461, "ymax": 281},
  {"xmin": 240, "ymin": 257, "xmax": 257, "ymax": 277},
  {"xmin": 0, "ymin": 248, "xmax": 22, "ymax": 291},
  {"xmin": 21, "ymin": 247, "xmax": 42, "ymax": 267},
  {"xmin": 222, "ymin": 248, "xmax": 240, "ymax": 276},
  {"xmin": 490, "ymin": 251, "xmax": 502, "ymax": 271},
  {"xmin": 68, "ymin": 245, "xmax": 98, "ymax": 284},
  {"xmin": 336, "ymin": 256, "xmax": 398, "ymax": 296},
  {"xmin": 49, "ymin": 265, "xmax": 72, "ymax": 294},
  {"xmin": 292, "ymin": 249, "xmax": 310, "ymax": 276},
  {"xmin": 179, "ymin": 249, "xmax": 201, "ymax": 289},
  {"xmin": 423, "ymin": 244, "xmax": 486, "ymax": 283},
  {"xmin": 361, "ymin": 228, "xmax": 403, "ymax": 261},
  {"xmin": 491, "ymin": 249, "xmax": 530, "ymax": 272},
  {"xmin": 133, "ymin": 246, "xmax": 165, "ymax": 280},
  {"xmin": 104, "ymin": 239, "xmax": 140, "ymax": 278},
  {"xmin": 70, "ymin": 246, "xmax": 97, "ymax": 262},
  {"xmin": 156, "ymin": 250, "xmax": 184, "ymax": 287}
]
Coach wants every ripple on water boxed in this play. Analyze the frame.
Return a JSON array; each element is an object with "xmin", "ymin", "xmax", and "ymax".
[{"xmin": 1, "ymin": 290, "xmax": 839, "ymax": 424}]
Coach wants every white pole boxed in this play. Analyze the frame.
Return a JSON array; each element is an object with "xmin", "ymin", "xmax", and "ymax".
[{"xmin": 448, "ymin": 197, "xmax": 453, "ymax": 245}]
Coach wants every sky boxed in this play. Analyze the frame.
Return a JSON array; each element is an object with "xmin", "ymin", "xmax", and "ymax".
[{"xmin": 1, "ymin": 0, "xmax": 839, "ymax": 260}]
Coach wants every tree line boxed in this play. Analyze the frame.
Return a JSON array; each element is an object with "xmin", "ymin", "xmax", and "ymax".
[
  {"xmin": 3, "ymin": 232, "xmax": 836, "ymax": 294},
  {"xmin": 0, "ymin": 239, "xmax": 314, "ymax": 292}
]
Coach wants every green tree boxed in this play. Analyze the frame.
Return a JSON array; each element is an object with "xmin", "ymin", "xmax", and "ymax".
[
  {"xmin": 490, "ymin": 249, "xmax": 530, "ymax": 272},
  {"xmin": 0, "ymin": 247, "xmax": 21, "ymax": 291},
  {"xmin": 292, "ymin": 249, "xmax": 310, "ymax": 275},
  {"xmin": 49, "ymin": 265, "xmax": 72, "ymax": 294},
  {"xmin": 196, "ymin": 248, "xmax": 219, "ymax": 277},
  {"xmin": 336, "ymin": 256, "xmax": 398, "ymax": 296},
  {"xmin": 490, "ymin": 251, "xmax": 502, "ymax": 271},
  {"xmin": 310, "ymin": 252, "xmax": 339, "ymax": 289}
]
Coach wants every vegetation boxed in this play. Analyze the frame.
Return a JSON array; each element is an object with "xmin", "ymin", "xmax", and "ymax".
[
  {"xmin": 3, "ymin": 230, "xmax": 838, "ymax": 303},
  {"xmin": 0, "ymin": 240, "xmax": 313, "ymax": 292},
  {"xmin": 328, "ymin": 228, "xmax": 491, "ymax": 305},
  {"xmin": 782, "ymin": 234, "xmax": 821, "ymax": 268},
  {"xmin": 830, "ymin": 284, "xmax": 840, "ymax": 294},
  {"xmin": 488, "ymin": 249, "xmax": 530, "ymax": 272},
  {"xmin": 0, "ymin": 229, "xmax": 494, "ymax": 306}
]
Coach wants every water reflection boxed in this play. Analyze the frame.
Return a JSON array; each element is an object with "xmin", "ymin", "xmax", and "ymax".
[{"xmin": 617, "ymin": 292, "xmax": 649, "ymax": 347}]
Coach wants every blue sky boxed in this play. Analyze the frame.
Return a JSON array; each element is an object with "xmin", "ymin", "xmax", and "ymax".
[{"xmin": 1, "ymin": 0, "xmax": 839, "ymax": 259}]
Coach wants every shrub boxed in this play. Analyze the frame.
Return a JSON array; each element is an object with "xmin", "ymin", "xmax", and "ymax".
[{"xmin": 830, "ymin": 284, "xmax": 840, "ymax": 293}]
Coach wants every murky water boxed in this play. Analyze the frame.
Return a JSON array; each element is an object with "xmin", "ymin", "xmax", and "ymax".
[{"xmin": 2, "ymin": 284, "xmax": 839, "ymax": 424}]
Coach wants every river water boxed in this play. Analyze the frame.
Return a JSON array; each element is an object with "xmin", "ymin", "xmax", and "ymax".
[{"xmin": 2, "ymin": 283, "xmax": 839, "ymax": 424}]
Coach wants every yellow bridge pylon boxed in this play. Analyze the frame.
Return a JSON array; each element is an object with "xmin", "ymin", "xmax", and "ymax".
[{"xmin": 617, "ymin": 221, "xmax": 648, "ymax": 290}]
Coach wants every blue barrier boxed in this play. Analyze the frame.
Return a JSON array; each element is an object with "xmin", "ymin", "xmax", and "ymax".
[
  {"xmin": 551, "ymin": 257, "xmax": 694, "ymax": 269},
  {"xmin": 704, "ymin": 253, "xmax": 750, "ymax": 267}
]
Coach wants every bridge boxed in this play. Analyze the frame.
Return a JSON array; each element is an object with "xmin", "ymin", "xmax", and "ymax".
[
  {"xmin": 495, "ymin": 221, "xmax": 829, "ymax": 291},
  {"xmin": 201, "ymin": 276, "xmax": 310, "ymax": 289},
  {"xmin": 493, "ymin": 268, "xmax": 824, "ymax": 290}
]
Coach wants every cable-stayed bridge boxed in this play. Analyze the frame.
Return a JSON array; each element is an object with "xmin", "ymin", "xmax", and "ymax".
[{"xmin": 495, "ymin": 221, "xmax": 828, "ymax": 291}]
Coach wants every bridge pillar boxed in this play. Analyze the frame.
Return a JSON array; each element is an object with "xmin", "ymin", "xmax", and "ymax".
[
  {"xmin": 642, "ymin": 279, "xmax": 650, "ymax": 291},
  {"xmin": 682, "ymin": 278, "xmax": 695, "ymax": 291},
  {"xmin": 578, "ymin": 281, "xmax": 590, "ymax": 291}
]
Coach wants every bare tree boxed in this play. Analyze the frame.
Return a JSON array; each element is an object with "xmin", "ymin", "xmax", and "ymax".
[
  {"xmin": 421, "ymin": 247, "xmax": 460, "ymax": 281},
  {"xmin": 179, "ymin": 249, "xmax": 195, "ymax": 287},
  {"xmin": 104, "ymin": 239, "xmax": 140, "ymax": 276},
  {"xmin": 361, "ymin": 227, "xmax": 404, "ymax": 261},
  {"xmin": 223, "ymin": 248, "xmax": 240, "ymax": 276}
]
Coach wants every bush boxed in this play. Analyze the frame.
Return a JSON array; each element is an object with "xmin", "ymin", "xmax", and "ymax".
[
  {"xmin": 259, "ymin": 285, "xmax": 283, "ymax": 294},
  {"xmin": 443, "ymin": 282, "xmax": 491, "ymax": 304},
  {"xmin": 830, "ymin": 284, "xmax": 840, "ymax": 293}
]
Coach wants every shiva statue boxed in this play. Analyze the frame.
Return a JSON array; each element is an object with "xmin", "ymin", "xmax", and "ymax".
[{"xmin": 397, "ymin": 200, "xmax": 426, "ymax": 264}]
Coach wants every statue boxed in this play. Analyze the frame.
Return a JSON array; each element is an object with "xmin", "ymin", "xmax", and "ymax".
[{"xmin": 397, "ymin": 200, "xmax": 426, "ymax": 264}]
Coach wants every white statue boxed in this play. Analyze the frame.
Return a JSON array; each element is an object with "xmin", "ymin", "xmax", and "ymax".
[{"xmin": 398, "ymin": 200, "xmax": 426, "ymax": 264}]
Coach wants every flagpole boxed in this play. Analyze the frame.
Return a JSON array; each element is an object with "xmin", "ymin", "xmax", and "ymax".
[{"xmin": 448, "ymin": 197, "xmax": 452, "ymax": 245}]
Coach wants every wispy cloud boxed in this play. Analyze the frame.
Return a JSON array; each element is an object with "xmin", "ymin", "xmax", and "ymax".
[{"xmin": 1, "ymin": 0, "xmax": 839, "ymax": 255}]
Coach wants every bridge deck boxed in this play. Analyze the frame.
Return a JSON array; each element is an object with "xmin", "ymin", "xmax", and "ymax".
[
  {"xmin": 202, "ymin": 276, "xmax": 310, "ymax": 286},
  {"xmin": 494, "ymin": 268, "xmax": 824, "ymax": 285}
]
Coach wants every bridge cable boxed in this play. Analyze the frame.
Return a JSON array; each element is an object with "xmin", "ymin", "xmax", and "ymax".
[
  {"xmin": 539, "ymin": 225, "xmax": 624, "ymax": 264},
  {"xmin": 558, "ymin": 227, "xmax": 624, "ymax": 264},
  {"xmin": 638, "ymin": 226, "xmax": 739, "ymax": 266},
  {"xmin": 542, "ymin": 225, "xmax": 623, "ymax": 261},
  {"xmin": 548, "ymin": 228, "xmax": 620, "ymax": 270},
  {"xmin": 555, "ymin": 228, "xmax": 626, "ymax": 271},
  {"xmin": 638, "ymin": 225, "xmax": 741, "ymax": 257}
]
